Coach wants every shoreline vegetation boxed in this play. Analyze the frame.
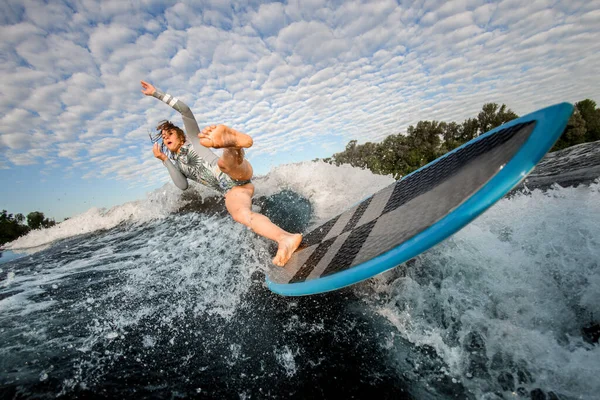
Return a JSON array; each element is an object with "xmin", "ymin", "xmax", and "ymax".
[
  {"xmin": 0, "ymin": 211, "xmax": 56, "ymax": 247},
  {"xmin": 2, "ymin": 100, "xmax": 598, "ymax": 247},
  {"xmin": 319, "ymin": 99, "xmax": 599, "ymax": 179}
]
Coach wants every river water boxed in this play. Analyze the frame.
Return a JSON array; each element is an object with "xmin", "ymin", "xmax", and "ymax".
[{"xmin": 2, "ymin": 154, "xmax": 599, "ymax": 399}]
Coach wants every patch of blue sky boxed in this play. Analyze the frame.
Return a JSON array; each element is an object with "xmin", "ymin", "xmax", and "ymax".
[{"xmin": 1, "ymin": 163, "xmax": 147, "ymax": 221}]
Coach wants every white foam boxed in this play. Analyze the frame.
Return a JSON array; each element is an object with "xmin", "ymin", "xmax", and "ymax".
[
  {"xmin": 369, "ymin": 181, "xmax": 600, "ymax": 398},
  {"xmin": 5, "ymin": 181, "xmax": 215, "ymax": 251},
  {"xmin": 0, "ymin": 210, "xmax": 264, "ymax": 389},
  {"xmin": 5, "ymin": 161, "xmax": 393, "ymax": 252},
  {"xmin": 254, "ymin": 160, "xmax": 394, "ymax": 225},
  {"xmin": 274, "ymin": 345, "xmax": 298, "ymax": 377}
]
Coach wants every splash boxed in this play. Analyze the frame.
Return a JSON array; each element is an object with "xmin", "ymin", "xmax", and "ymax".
[
  {"xmin": 368, "ymin": 181, "xmax": 600, "ymax": 398},
  {"xmin": 1, "ymin": 159, "xmax": 598, "ymax": 398},
  {"xmin": 5, "ymin": 161, "xmax": 393, "ymax": 252}
]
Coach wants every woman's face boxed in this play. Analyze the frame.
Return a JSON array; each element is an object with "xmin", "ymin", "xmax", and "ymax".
[{"xmin": 161, "ymin": 129, "xmax": 183, "ymax": 153}]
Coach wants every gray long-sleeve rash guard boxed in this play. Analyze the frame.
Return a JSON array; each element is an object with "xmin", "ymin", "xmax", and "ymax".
[
  {"xmin": 162, "ymin": 157, "xmax": 188, "ymax": 190},
  {"xmin": 152, "ymin": 88, "xmax": 237, "ymax": 194}
]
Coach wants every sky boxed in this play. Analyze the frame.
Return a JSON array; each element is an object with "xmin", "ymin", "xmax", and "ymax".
[{"xmin": 1, "ymin": 0, "xmax": 599, "ymax": 222}]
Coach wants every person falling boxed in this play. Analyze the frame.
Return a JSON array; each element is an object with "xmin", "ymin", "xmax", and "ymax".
[{"xmin": 141, "ymin": 80, "xmax": 303, "ymax": 266}]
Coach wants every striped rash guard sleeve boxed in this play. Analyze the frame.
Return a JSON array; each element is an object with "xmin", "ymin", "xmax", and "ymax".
[{"xmin": 152, "ymin": 88, "xmax": 219, "ymax": 166}]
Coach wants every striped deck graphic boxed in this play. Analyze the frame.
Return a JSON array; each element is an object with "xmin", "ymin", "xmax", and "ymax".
[{"xmin": 266, "ymin": 103, "xmax": 574, "ymax": 296}]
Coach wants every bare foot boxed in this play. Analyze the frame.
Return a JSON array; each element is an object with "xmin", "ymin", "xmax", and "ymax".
[
  {"xmin": 199, "ymin": 125, "xmax": 253, "ymax": 149},
  {"xmin": 273, "ymin": 234, "xmax": 303, "ymax": 267}
]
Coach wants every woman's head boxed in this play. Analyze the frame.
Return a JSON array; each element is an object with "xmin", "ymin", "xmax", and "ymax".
[{"xmin": 156, "ymin": 120, "xmax": 186, "ymax": 154}]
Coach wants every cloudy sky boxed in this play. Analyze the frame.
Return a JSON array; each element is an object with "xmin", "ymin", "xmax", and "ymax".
[{"xmin": 1, "ymin": 0, "xmax": 599, "ymax": 221}]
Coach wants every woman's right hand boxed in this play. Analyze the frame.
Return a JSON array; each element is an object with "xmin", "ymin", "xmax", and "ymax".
[
  {"xmin": 141, "ymin": 80, "xmax": 156, "ymax": 96},
  {"xmin": 153, "ymin": 143, "xmax": 167, "ymax": 161}
]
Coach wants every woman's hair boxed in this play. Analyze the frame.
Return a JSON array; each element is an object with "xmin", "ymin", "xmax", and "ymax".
[{"xmin": 149, "ymin": 120, "xmax": 187, "ymax": 158}]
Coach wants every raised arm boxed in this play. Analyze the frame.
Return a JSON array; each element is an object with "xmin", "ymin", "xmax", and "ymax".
[{"xmin": 141, "ymin": 80, "xmax": 218, "ymax": 165}]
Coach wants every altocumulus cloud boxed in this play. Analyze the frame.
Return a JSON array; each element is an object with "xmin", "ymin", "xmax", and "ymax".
[{"xmin": 0, "ymin": 0, "xmax": 599, "ymax": 189}]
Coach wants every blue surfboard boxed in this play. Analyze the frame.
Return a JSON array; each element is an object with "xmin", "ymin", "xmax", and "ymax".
[{"xmin": 266, "ymin": 103, "xmax": 574, "ymax": 296}]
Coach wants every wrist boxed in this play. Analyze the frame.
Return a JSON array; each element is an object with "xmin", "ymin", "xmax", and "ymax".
[{"xmin": 152, "ymin": 89, "xmax": 164, "ymax": 99}]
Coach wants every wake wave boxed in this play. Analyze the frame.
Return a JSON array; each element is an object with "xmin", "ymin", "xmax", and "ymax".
[
  {"xmin": 366, "ymin": 181, "xmax": 600, "ymax": 398},
  {"xmin": 5, "ymin": 161, "xmax": 394, "ymax": 252}
]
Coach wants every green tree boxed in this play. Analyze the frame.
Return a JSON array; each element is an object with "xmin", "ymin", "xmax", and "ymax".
[
  {"xmin": 27, "ymin": 211, "xmax": 46, "ymax": 230},
  {"xmin": 477, "ymin": 103, "xmax": 519, "ymax": 135},
  {"xmin": 575, "ymin": 99, "xmax": 600, "ymax": 142},
  {"xmin": 0, "ymin": 210, "xmax": 30, "ymax": 245},
  {"xmin": 441, "ymin": 122, "xmax": 462, "ymax": 152},
  {"xmin": 379, "ymin": 134, "xmax": 411, "ymax": 178},
  {"xmin": 460, "ymin": 117, "xmax": 479, "ymax": 142},
  {"xmin": 333, "ymin": 140, "xmax": 358, "ymax": 166},
  {"xmin": 406, "ymin": 120, "xmax": 444, "ymax": 164},
  {"xmin": 552, "ymin": 109, "xmax": 587, "ymax": 151}
]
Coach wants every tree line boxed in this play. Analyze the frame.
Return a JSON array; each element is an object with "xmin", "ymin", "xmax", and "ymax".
[
  {"xmin": 0, "ymin": 210, "xmax": 56, "ymax": 246},
  {"xmin": 322, "ymin": 99, "xmax": 600, "ymax": 179}
]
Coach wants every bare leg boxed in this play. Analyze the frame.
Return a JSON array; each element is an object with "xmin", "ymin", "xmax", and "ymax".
[
  {"xmin": 225, "ymin": 185, "xmax": 303, "ymax": 266},
  {"xmin": 202, "ymin": 125, "xmax": 302, "ymax": 266}
]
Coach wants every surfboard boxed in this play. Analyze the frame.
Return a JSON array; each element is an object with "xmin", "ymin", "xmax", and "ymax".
[{"xmin": 266, "ymin": 103, "xmax": 574, "ymax": 296}]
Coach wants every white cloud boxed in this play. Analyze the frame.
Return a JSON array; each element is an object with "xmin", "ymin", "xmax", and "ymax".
[
  {"xmin": 1, "ymin": 132, "xmax": 30, "ymax": 150},
  {"xmin": 251, "ymin": 2, "xmax": 286, "ymax": 37},
  {"xmin": 164, "ymin": 2, "xmax": 196, "ymax": 30},
  {"xmin": 0, "ymin": 108, "xmax": 38, "ymax": 141},
  {"xmin": 58, "ymin": 142, "xmax": 86, "ymax": 159},
  {"xmin": 23, "ymin": 0, "xmax": 72, "ymax": 30},
  {"xmin": 88, "ymin": 24, "xmax": 138, "ymax": 61},
  {"xmin": 4, "ymin": 151, "xmax": 38, "ymax": 166},
  {"xmin": 0, "ymin": 22, "xmax": 43, "ymax": 48},
  {"xmin": 0, "ymin": 0, "xmax": 598, "ymax": 198},
  {"xmin": 472, "ymin": 3, "xmax": 495, "ymax": 27},
  {"xmin": 212, "ymin": 39, "xmax": 263, "ymax": 66}
]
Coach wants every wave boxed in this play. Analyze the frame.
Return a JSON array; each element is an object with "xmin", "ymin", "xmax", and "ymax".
[
  {"xmin": 5, "ymin": 161, "xmax": 394, "ymax": 252},
  {"xmin": 365, "ymin": 180, "xmax": 600, "ymax": 398}
]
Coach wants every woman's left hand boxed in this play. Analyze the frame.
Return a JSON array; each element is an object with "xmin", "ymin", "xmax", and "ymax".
[
  {"xmin": 153, "ymin": 143, "xmax": 167, "ymax": 161},
  {"xmin": 141, "ymin": 80, "xmax": 156, "ymax": 96}
]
